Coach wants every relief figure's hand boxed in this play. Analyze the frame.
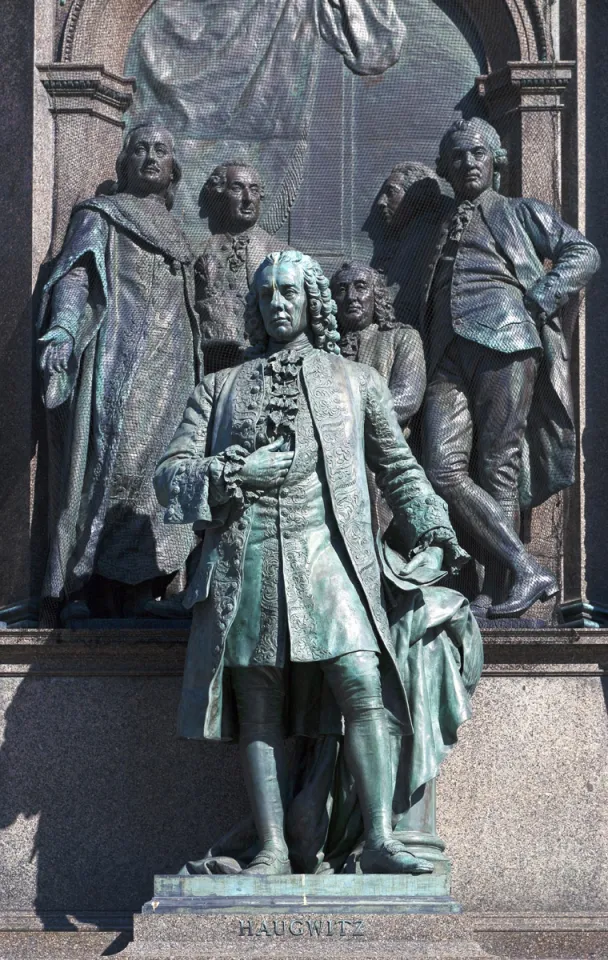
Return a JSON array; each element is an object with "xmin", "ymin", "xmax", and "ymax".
[
  {"xmin": 240, "ymin": 438, "xmax": 294, "ymax": 490},
  {"xmin": 523, "ymin": 291, "xmax": 549, "ymax": 327},
  {"xmin": 40, "ymin": 329, "xmax": 74, "ymax": 375}
]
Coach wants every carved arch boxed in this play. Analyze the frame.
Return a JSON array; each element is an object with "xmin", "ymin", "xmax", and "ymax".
[{"xmin": 60, "ymin": 0, "xmax": 549, "ymax": 74}]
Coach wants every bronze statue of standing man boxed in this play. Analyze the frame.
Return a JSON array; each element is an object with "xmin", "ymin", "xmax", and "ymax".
[
  {"xmin": 195, "ymin": 161, "xmax": 288, "ymax": 372},
  {"xmin": 420, "ymin": 118, "xmax": 600, "ymax": 618},
  {"xmin": 155, "ymin": 250, "xmax": 467, "ymax": 876},
  {"xmin": 38, "ymin": 124, "xmax": 201, "ymax": 622}
]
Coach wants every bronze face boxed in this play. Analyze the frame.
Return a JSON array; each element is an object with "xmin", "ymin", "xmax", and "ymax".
[
  {"xmin": 442, "ymin": 131, "xmax": 494, "ymax": 200},
  {"xmin": 126, "ymin": 126, "xmax": 174, "ymax": 197},
  {"xmin": 332, "ymin": 266, "xmax": 375, "ymax": 332},
  {"xmin": 257, "ymin": 260, "xmax": 308, "ymax": 342},
  {"xmin": 376, "ymin": 174, "xmax": 407, "ymax": 229},
  {"xmin": 223, "ymin": 165, "xmax": 262, "ymax": 231}
]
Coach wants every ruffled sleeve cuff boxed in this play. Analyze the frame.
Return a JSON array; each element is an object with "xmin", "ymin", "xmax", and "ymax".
[
  {"xmin": 164, "ymin": 445, "xmax": 249, "ymax": 524},
  {"xmin": 165, "ymin": 461, "xmax": 212, "ymax": 525},
  {"xmin": 209, "ymin": 445, "xmax": 248, "ymax": 505}
]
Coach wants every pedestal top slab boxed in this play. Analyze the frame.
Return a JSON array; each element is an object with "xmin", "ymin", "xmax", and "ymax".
[{"xmin": 146, "ymin": 868, "xmax": 456, "ymax": 915}]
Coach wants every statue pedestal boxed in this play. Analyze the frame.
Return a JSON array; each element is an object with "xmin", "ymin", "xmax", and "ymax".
[{"xmin": 126, "ymin": 873, "xmax": 490, "ymax": 958}]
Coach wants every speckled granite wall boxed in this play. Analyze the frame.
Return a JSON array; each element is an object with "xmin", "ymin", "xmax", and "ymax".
[{"xmin": 0, "ymin": 629, "xmax": 606, "ymax": 942}]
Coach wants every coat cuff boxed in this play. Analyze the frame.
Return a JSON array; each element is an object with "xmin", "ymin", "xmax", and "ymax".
[
  {"xmin": 526, "ymin": 274, "xmax": 567, "ymax": 319},
  {"xmin": 210, "ymin": 446, "xmax": 248, "ymax": 505},
  {"xmin": 397, "ymin": 494, "xmax": 469, "ymax": 574},
  {"xmin": 164, "ymin": 446, "xmax": 249, "ymax": 524}
]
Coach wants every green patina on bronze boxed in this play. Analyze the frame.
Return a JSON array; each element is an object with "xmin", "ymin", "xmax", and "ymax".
[{"xmin": 155, "ymin": 250, "xmax": 482, "ymax": 877}]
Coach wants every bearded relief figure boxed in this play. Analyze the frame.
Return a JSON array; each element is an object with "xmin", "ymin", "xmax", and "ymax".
[
  {"xmin": 38, "ymin": 125, "xmax": 201, "ymax": 623},
  {"xmin": 195, "ymin": 161, "xmax": 288, "ymax": 373},
  {"xmin": 154, "ymin": 250, "xmax": 482, "ymax": 877}
]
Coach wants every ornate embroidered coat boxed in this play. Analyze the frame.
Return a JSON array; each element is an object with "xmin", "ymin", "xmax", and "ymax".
[
  {"xmin": 154, "ymin": 347, "xmax": 461, "ymax": 742},
  {"xmin": 195, "ymin": 225, "xmax": 288, "ymax": 348}
]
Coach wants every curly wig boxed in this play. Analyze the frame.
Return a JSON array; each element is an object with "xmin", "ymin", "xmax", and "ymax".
[
  {"xmin": 245, "ymin": 251, "xmax": 340, "ymax": 356},
  {"xmin": 330, "ymin": 262, "xmax": 398, "ymax": 332},
  {"xmin": 436, "ymin": 118, "xmax": 508, "ymax": 191},
  {"xmin": 115, "ymin": 123, "xmax": 182, "ymax": 210}
]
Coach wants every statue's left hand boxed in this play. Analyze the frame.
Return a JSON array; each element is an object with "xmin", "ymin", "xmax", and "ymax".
[
  {"xmin": 40, "ymin": 328, "xmax": 74, "ymax": 375},
  {"xmin": 524, "ymin": 291, "xmax": 549, "ymax": 327},
  {"xmin": 402, "ymin": 545, "xmax": 444, "ymax": 576}
]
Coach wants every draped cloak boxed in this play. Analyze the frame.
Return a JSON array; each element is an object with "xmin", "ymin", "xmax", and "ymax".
[
  {"xmin": 38, "ymin": 194, "xmax": 202, "ymax": 597},
  {"xmin": 125, "ymin": 0, "xmax": 407, "ymax": 234}
]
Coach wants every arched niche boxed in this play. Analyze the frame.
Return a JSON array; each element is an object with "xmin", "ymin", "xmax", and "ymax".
[
  {"xmin": 39, "ymin": 0, "xmax": 578, "ymax": 615},
  {"xmin": 49, "ymin": 0, "xmax": 554, "ymax": 249},
  {"xmin": 60, "ymin": 0, "xmax": 548, "ymax": 72}
]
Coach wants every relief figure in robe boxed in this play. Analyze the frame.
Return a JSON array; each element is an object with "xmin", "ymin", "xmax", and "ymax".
[
  {"xmin": 38, "ymin": 125, "xmax": 201, "ymax": 623},
  {"xmin": 155, "ymin": 250, "xmax": 481, "ymax": 876},
  {"xmin": 420, "ymin": 118, "xmax": 600, "ymax": 619},
  {"xmin": 125, "ymin": 0, "xmax": 407, "ymax": 236}
]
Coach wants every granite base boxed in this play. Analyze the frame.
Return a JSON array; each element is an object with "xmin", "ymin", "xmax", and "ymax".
[
  {"xmin": 125, "ymin": 875, "xmax": 485, "ymax": 959},
  {"xmin": 127, "ymin": 912, "xmax": 487, "ymax": 960}
]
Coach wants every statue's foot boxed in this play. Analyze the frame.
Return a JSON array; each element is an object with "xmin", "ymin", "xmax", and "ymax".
[
  {"xmin": 143, "ymin": 595, "xmax": 190, "ymax": 620},
  {"xmin": 60, "ymin": 600, "xmax": 91, "ymax": 625},
  {"xmin": 360, "ymin": 840, "xmax": 433, "ymax": 875},
  {"xmin": 242, "ymin": 850, "xmax": 292, "ymax": 876},
  {"xmin": 470, "ymin": 593, "xmax": 492, "ymax": 620},
  {"xmin": 488, "ymin": 565, "xmax": 557, "ymax": 619}
]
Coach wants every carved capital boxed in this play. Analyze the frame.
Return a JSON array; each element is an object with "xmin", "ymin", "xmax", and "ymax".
[
  {"xmin": 477, "ymin": 61, "xmax": 574, "ymax": 118},
  {"xmin": 36, "ymin": 63, "xmax": 134, "ymax": 127}
]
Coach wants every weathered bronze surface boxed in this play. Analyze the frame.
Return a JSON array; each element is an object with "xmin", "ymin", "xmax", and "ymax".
[
  {"xmin": 195, "ymin": 162, "xmax": 288, "ymax": 373},
  {"xmin": 371, "ymin": 163, "xmax": 453, "ymax": 328},
  {"xmin": 330, "ymin": 261, "xmax": 425, "ymax": 531},
  {"xmin": 38, "ymin": 125, "xmax": 201, "ymax": 621},
  {"xmin": 420, "ymin": 118, "xmax": 600, "ymax": 619},
  {"xmin": 155, "ymin": 250, "xmax": 481, "ymax": 876}
]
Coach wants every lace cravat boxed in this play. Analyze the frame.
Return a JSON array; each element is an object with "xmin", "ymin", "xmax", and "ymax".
[{"xmin": 447, "ymin": 199, "xmax": 478, "ymax": 242}]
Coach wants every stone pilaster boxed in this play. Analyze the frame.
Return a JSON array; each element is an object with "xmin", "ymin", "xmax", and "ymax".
[
  {"xmin": 36, "ymin": 64, "xmax": 134, "ymax": 251},
  {"xmin": 477, "ymin": 61, "xmax": 574, "ymax": 206}
]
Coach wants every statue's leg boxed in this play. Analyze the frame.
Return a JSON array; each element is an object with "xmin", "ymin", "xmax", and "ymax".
[
  {"xmin": 472, "ymin": 349, "xmax": 531, "ymax": 606},
  {"xmin": 423, "ymin": 345, "xmax": 555, "ymax": 616},
  {"xmin": 322, "ymin": 651, "xmax": 432, "ymax": 874},
  {"xmin": 231, "ymin": 667, "xmax": 291, "ymax": 875}
]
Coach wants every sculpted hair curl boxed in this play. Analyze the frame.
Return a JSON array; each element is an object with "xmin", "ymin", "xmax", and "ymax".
[
  {"xmin": 115, "ymin": 124, "xmax": 182, "ymax": 209},
  {"xmin": 436, "ymin": 118, "xmax": 508, "ymax": 191},
  {"xmin": 245, "ymin": 251, "xmax": 341, "ymax": 356},
  {"xmin": 330, "ymin": 262, "xmax": 397, "ymax": 332}
]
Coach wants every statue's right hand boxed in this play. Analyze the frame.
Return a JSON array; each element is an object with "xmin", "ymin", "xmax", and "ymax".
[
  {"xmin": 240, "ymin": 438, "xmax": 294, "ymax": 490},
  {"xmin": 40, "ymin": 330, "xmax": 74, "ymax": 375}
]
